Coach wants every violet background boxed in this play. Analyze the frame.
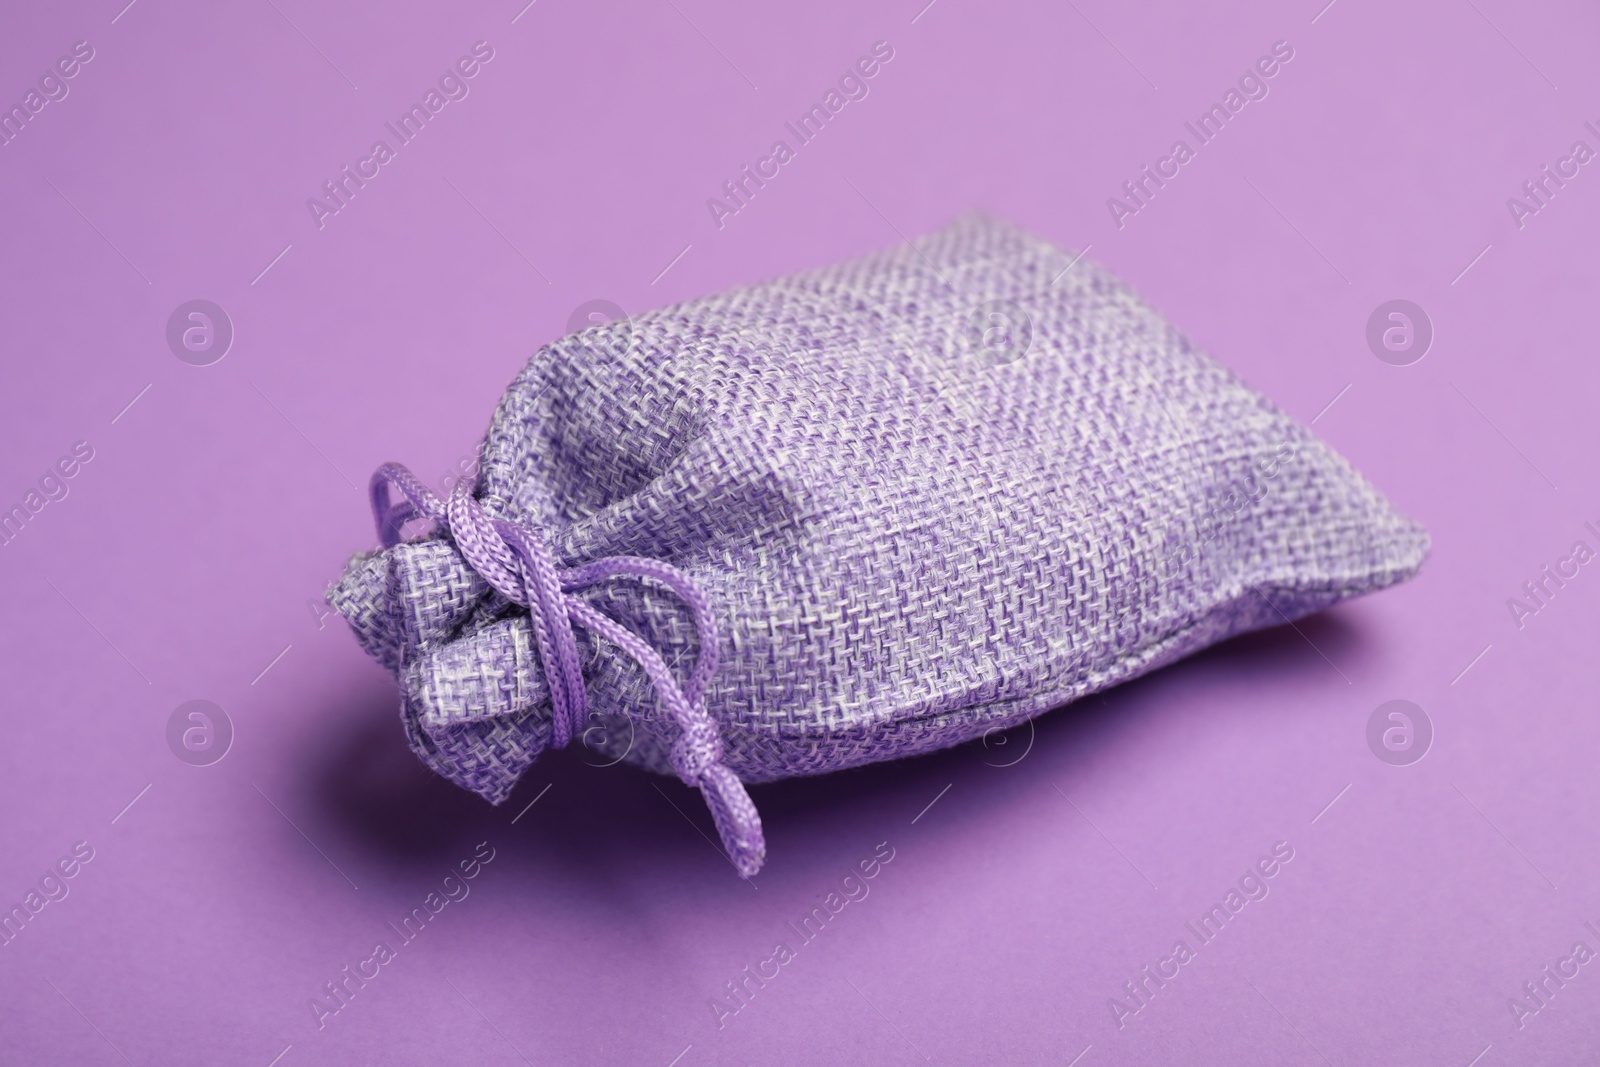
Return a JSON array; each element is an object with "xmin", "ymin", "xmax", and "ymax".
[{"xmin": 1, "ymin": 0, "xmax": 1595, "ymax": 1063}]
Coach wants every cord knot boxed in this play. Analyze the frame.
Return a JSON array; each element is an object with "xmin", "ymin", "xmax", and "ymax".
[
  {"xmin": 670, "ymin": 717, "xmax": 725, "ymax": 784},
  {"xmin": 370, "ymin": 462, "xmax": 766, "ymax": 877}
]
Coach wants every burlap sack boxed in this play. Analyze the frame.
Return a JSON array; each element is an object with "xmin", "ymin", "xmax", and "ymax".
[{"xmin": 329, "ymin": 214, "xmax": 1427, "ymax": 876}]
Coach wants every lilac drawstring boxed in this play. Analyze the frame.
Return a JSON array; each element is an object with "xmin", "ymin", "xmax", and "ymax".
[{"xmin": 370, "ymin": 462, "xmax": 766, "ymax": 878}]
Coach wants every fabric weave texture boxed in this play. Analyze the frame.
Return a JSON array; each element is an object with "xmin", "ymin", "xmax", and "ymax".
[{"xmin": 328, "ymin": 213, "xmax": 1428, "ymax": 875}]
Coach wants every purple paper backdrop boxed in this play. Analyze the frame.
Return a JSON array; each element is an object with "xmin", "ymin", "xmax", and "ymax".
[{"xmin": 2, "ymin": 0, "xmax": 1597, "ymax": 1063}]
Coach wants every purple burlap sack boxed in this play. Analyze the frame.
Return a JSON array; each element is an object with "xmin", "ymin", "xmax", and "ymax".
[{"xmin": 329, "ymin": 213, "xmax": 1427, "ymax": 877}]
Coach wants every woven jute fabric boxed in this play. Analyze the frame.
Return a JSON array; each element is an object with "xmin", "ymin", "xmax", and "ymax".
[{"xmin": 329, "ymin": 212, "xmax": 1427, "ymax": 811}]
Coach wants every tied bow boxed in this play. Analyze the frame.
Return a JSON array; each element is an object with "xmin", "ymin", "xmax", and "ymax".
[{"xmin": 370, "ymin": 462, "xmax": 766, "ymax": 877}]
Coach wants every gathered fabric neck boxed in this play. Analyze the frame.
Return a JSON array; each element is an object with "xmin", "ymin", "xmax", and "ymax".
[{"xmin": 370, "ymin": 462, "xmax": 765, "ymax": 877}]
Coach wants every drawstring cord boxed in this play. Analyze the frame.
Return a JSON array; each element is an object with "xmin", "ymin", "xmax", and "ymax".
[{"xmin": 370, "ymin": 462, "xmax": 766, "ymax": 877}]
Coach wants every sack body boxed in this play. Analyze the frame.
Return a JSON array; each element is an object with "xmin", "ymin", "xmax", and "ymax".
[{"xmin": 329, "ymin": 213, "xmax": 1428, "ymax": 876}]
